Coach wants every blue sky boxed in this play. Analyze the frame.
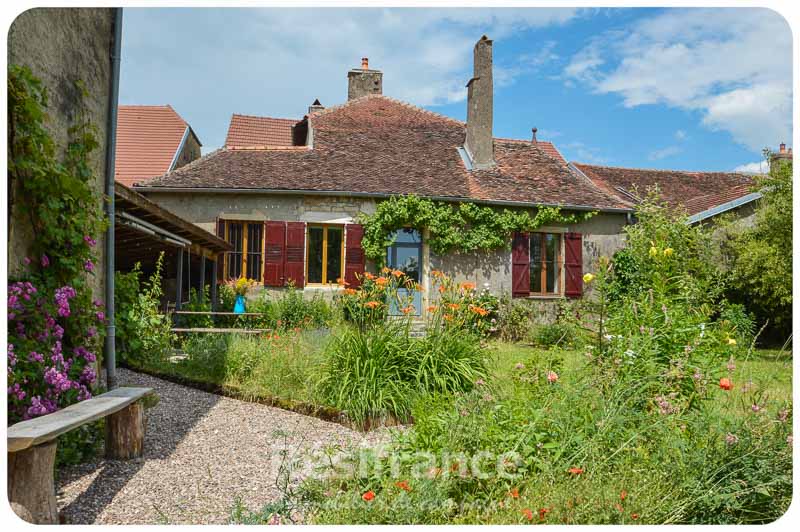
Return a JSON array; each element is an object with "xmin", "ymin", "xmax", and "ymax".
[{"xmin": 120, "ymin": 7, "xmax": 792, "ymax": 172}]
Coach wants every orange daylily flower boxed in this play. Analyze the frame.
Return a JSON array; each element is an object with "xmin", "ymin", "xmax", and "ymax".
[
  {"xmin": 522, "ymin": 508, "xmax": 534, "ymax": 521},
  {"xmin": 427, "ymin": 305, "xmax": 438, "ymax": 313},
  {"xmin": 364, "ymin": 271, "xmax": 375, "ymax": 280},
  {"xmin": 460, "ymin": 282, "xmax": 476, "ymax": 291},
  {"xmin": 447, "ymin": 303, "xmax": 460, "ymax": 310},
  {"xmin": 444, "ymin": 314, "xmax": 454, "ymax": 321},
  {"xmin": 381, "ymin": 267, "xmax": 391, "ymax": 273},
  {"xmin": 538, "ymin": 508, "xmax": 550, "ymax": 521},
  {"xmin": 375, "ymin": 277, "xmax": 388, "ymax": 286},
  {"xmin": 344, "ymin": 288, "xmax": 357, "ymax": 295},
  {"xmin": 364, "ymin": 301, "xmax": 381, "ymax": 309},
  {"xmin": 469, "ymin": 304, "xmax": 489, "ymax": 316},
  {"xmin": 508, "ymin": 487, "xmax": 519, "ymax": 499},
  {"xmin": 392, "ymin": 269, "xmax": 404, "ymax": 277},
  {"xmin": 438, "ymin": 285, "xmax": 446, "ymax": 294},
  {"xmin": 401, "ymin": 306, "xmax": 415, "ymax": 315}
]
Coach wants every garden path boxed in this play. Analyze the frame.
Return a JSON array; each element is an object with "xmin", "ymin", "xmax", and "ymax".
[{"xmin": 55, "ymin": 368, "xmax": 393, "ymax": 524}]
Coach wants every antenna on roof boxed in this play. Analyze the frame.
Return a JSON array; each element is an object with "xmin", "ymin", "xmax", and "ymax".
[{"xmin": 531, "ymin": 127, "xmax": 538, "ymax": 144}]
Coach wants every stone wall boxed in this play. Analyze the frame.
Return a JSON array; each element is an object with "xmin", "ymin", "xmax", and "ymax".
[{"xmin": 7, "ymin": 7, "xmax": 114, "ymax": 298}]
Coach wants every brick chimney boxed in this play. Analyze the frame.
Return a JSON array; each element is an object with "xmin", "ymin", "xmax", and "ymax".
[
  {"xmin": 770, "ymin": 141, "xmax": 793, "ymax": 170},
  {"xmin": 308, "ymin": 98, "xmax": 324, "ymax": 115},
  {"xmin": 464, "ymin": 35, "xmax": 495, "ymax": 169},
  {"xmin": 347, "ymin": 57, "xmax": 382, "ymax": 100}
]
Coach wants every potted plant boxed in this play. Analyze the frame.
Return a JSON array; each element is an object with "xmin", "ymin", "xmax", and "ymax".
[{"xmin": 227, "ymin": 276, "xmax": 255, "ymax": 314}]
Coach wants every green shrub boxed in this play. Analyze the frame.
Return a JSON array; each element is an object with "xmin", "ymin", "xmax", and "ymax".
[
  {"xmin": 496, "ymin": 298, "xmax": 535, "ymax": 342},
  {"xmin": 530, "ymin": 322, "xmax": 577, "ymax": 348},
  {"xmin": 409, "ymin": 328, "xmax": 487, "ymax": 395},
  {"xmin": 115, "ymin": 253, "xmax": 175, "ymax": 366}
]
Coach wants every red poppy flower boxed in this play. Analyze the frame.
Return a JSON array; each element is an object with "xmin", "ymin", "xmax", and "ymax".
[
  {"xmin": 362, "ymin": 490, "xmax": 375, "ymax": 501},
  {"xmin": 719, "ymin": 377, "xmax": 733, "ymax": 390},
  {"xmin": 631, "ymin": 513, "xmax": 639, "ymax": 520},
  {"xmin": 538, "ymin": 508, "xmax": 550, "ymax": 521},
  {"xmin": 568, "ymin": 467, "xmax": 584, "ymax": 475},
  {"xmin": 620, "ymin": 490, "xmax": 627, "ymax": 501},
  {"xmin": 394, "ymin": 481, "xmax": 411, "ymax": 492},
  {"xmin": 508, "ymin": 487, "xmax": 519, "ymax": 499},
  {"xmin": 521, "ymin": 508, "xmax": 534, "ymax": 521}
]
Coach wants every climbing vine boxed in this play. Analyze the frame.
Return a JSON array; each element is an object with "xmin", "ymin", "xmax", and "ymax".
[
  {"xmin": 359, "ymin": 194, "xmax": 595, "ymax": 262},
  {"xmin": 7, "ymin": 65, "xmax": 107, "ymax": 465}
]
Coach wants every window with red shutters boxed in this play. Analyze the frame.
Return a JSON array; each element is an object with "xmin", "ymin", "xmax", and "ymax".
[
  {"xmin": 344, "ymin": 224, "xmax": 366, "ymax": 288},
  {"xmin": 511, "ymin": 232, "xmax": 530, "ymax": 298},
  {"xmin": 264, "ymin": 221, "xmax": 286, "ymax": 287},
  {"xmin": 564, "ymin": 232, "xmax": 583, "ymax": 298},
  {"xmin": 284, "ymin": 222, "xmax": 306, "ymax": 287}
]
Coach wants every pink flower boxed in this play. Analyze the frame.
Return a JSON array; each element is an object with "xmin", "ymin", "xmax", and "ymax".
[
  {"xmin": 725, "ymin": 433, "xmax": 739, "ymax": 446},
  {"xmin": 514, "ymin": 362, "xmax": 525, "ymax": 370},
  {"xmin": 84, "ymin": 235, "xmax": 96, "ymax": 247},
  {"xmin": 41, "ymin": 255, "xmax": 50, "ymax": 267},
  {"xmin": 547, "ymin": 371, "xmax": 559, "ymax": 383},
  {"xmin": 84, "ymin": 260, "xmax": 94, "ymax": 272},
  {"xmin": 96, "ymin": 311, "xmax": 106, "ymax": 322},
  {"xmin": 23, "ymin": 257, "xmax": 31, "ymax": 265}
]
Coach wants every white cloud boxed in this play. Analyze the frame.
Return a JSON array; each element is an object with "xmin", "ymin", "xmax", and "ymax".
[
  {"xmin": 562, "ymin": 141, "xmax": 609, "ymax": 164},
  {"xmin": 562, "ymin": 8, "xmax": 792, "ymax": 152},
  {"xmin": 733, "ymin": 160, "xmax": 769, "ymax": 174},
  {"xmin": 121, "ymin": 8, "xmax": 579, "ymax": 147},
  {"xmin": 674, "ymin": 129, "xmax": 687, "ymax": 141},
  {"xmin": 648, "ymin": 145, "xmax": 682, "ymax": 161}
]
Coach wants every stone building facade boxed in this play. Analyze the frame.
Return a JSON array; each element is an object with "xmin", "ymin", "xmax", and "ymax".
[{"xmin": 7, "ymin": 7, "xmax": 115, "ymax": 297}]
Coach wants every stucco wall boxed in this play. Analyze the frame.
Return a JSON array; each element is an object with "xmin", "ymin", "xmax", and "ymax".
[
  {"xmin": 7, "ymin": 7, "xmax": 114, "ymax": 298},
  {"xmin": 144, "ymin": 191, "xmax": 630, "ymax": 306},
  {"xmin": 174, "ymin": 132, "xmax": 201, "ymax": 169}
]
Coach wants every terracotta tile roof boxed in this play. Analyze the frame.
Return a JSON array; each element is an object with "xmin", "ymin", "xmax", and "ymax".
[
  {"xmin": 225, "ymin": 114, "xmax": 299, "ymax": 148},
  {"xmin": 142, "ymin": 96, "xmax": 632, "ymax": 212},
  {"xmin": 115, "ymin": 105, "xmax": 194, "ymax": 186},
  {"xmin": 494, "ymin": 138, "xmax": 566, "ymax": 163},
  {"xmin": 573, "ymin": 163, "xmax": 755, "ymax": 216}
]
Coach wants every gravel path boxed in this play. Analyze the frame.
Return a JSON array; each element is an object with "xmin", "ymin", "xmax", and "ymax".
[{"xmin": 56, "ymin": 368, "xmax": 396, "ymax": 524}]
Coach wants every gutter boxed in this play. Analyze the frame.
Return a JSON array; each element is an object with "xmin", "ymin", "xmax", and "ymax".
[
  {"xmin": 104, "ymin": 8, "xmax": 123, "ymax": 390},
  {"xmin": 686, "ymin": 192, "xmax": 762, "ymax": 224},
  {"xmin": 134, "ymin": 186, "xmax": 635, "ymax": 214}
]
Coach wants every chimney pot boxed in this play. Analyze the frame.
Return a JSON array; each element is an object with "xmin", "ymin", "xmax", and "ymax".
[
  {"xmin": 532, "ymin": 127, "xmax": 538, "ymax": 144},
  {"xmin": 361, "ymin": 57, "xmax": 369, "ymax": 70},
  {"xmin": 779, "ymin": 142, "xmax": 786, "ymax": 153},
  {"xmin": 308, "ymin": 98, "xmax": 324, "ymax": 115},
  {"xmin": 348, "ymin": 59, "xmax": 382, "ymax": 100}
]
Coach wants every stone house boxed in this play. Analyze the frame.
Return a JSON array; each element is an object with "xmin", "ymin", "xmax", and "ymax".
[{"xmin": 135, "ymin": 36, "xmax": 760, "ymax": 313}]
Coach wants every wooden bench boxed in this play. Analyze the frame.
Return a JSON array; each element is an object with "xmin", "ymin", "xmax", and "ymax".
[
  {"xmin": 171, "ymin": 327, "xmax": 271, "ymax": 334},
  {"xmin": 7, "ymin": 386, "xmax": 154, "ymax": 524}
]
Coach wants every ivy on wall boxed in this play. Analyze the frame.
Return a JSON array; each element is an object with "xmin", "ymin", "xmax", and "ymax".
[
  {"xmin": 8, "ymin": 64, "xmax": 106, "ymax": 287},
  {"xmin": 359, "ymin": 194, "xmax": 595, "ymax": 262}
]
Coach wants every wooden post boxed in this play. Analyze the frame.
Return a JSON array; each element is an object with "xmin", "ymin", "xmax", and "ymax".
[
  {"xmin": 211, "ymin": 259, "xmax": 218, "ymax": 311},
  {"xmin": 105, "ymin": 401, "xmax": 145, "ymax": 460},
  {"xmin": 8, "ymin": 441, "xmax": 58, "ymax": 524},
  {"xmin": 200, "ymin": 255, "xmax": 206, "ymax": 303},
  {"xmin": 175, "ymin": 247, "xmax": 184, "ymax": 311}
]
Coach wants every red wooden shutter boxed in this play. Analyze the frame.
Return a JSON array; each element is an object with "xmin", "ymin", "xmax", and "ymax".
[
  {"xmin": 284, "ymin": 222, "xmax": 306, "ymax": 288},
  {"xmin": 564, "ymin": 232, "xmax": 583, "ymax": 298},
  {"xmin": 511, "ymin": 232, "xmax": 530, "ymax": 298},
  {"xmin": 344, "ymin": 224, "xmax": 366, "ymax": 288},
  {"xmin": 216, "ymin": 218, "xmax": 225, "ymax": 281},
  {"xmin": 264, "ymin": 221, "xmax": 286, "ymax": 287}
]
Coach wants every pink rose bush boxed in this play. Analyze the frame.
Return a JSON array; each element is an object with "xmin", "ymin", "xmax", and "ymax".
[{"xmin": 7, "ymin": 278, "xmax": 103, "ymax": 422}]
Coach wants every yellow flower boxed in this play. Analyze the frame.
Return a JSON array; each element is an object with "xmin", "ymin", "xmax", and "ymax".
[
  {"xmin": 649, "ymin": 246, "xmax": 659, "ymax": 258},
  {"xmin": 582, "ymin": 273, "xmax": 595, "ymax": 284},
  {"xmin": 727, "ymin": 338, "xmax": 737, "ymax": 346},
  {"xmin": 663, "ymin": 248, "xmax": 674, "ymax": 257}
]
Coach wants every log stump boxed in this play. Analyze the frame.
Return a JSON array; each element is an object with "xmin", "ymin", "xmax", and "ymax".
[
  {"xmin": 105, "ymin": 401, "xmax": 144, "ymax": 459},
  {"xmin": 7, "ymin": 441, "xmax": 58, "ymax": 524}
]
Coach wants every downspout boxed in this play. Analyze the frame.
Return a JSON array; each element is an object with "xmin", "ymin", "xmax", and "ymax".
[{"xmin": 104, "ymin": 7, "xmax": 123, "ymax": 390}]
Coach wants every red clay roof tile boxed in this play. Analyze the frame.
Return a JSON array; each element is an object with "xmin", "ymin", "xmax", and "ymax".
[
  {"xmin": 573, "ymin": 163, "xmax": 755, "ymax": 215},
  {"xmin": 143, "ymin": 96, "xmax": 631, "ymax": 211},
  {"xmin": 115, "ymin": 105, "xmax": 192, "ymax": 186},
  {"xmin": 224, "ymin": 114, "xmax": 298, "ymax": 148}
]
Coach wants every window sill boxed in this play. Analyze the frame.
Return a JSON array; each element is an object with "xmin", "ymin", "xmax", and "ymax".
[
  {"xmin": 303, "ymin": 284, "xmax": 345, "ymax": 291},
  {"xmin": 526, "ymin": 294, "xmax": 564, "ymax": 300}
]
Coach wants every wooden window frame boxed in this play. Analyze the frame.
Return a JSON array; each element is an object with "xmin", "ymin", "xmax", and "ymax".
[
  {"xmin": 529, "ymin": 232, "xmax": 563, "ymax": 296},
  {"xmin": 305, "ymin": 224, "xmax": 345, "ymax": 286},
  {"xmin": 223, "ymin": 221, "xmax": 265, "ymax": 283}
]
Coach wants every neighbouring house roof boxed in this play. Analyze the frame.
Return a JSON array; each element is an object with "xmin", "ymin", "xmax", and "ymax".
[
  {"xmin": 225, "ymin": 114, "xmax": 299, "ymax": 147},
  {"xmin": 571, "ymin": 163, "xmax": 756, "ymax": 219},
  {"xmin": 139, "ymin": 95, "xmax": 632, "ymax": 212},
  {"xmin": 115, "ymin": 105, "xmax": 200, "ymax": 186}
]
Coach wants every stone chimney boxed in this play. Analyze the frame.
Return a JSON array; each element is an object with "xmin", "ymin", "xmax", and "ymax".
[
  {"xmin": 308, "ymin": 98, "xmax": 324, "ymax": 115},
  {"xmin": 464, "ymin": 35, "xmax": 495, "ymax": 169},
  {"xmin": 347, "ymin": 57, "xmax": 382, "ymax": 100},
  {"xmin": 770, "ymin": 141, "xmax": 793, "ymax": 169}
]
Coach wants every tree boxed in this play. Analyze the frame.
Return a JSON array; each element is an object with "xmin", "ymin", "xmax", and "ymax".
[{"xmin": 720, "ymin": 153, "xmax": 792, "ymax": 344}]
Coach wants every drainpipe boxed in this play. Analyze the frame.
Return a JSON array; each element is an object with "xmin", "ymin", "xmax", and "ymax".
[{"xmin": 104, "ymin": 7, "xmax": 123, "ymax": 390}]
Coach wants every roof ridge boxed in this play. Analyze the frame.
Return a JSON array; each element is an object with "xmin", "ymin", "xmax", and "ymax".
[
  {"xmin": 575, "ymin": 162, "xmax": 747, "ymax": 176},
  {"xmin": 142, "ymin": 148, "xmax": 225, "ymax": 186},
  {"xmin": 230, "ymin": 113, "xmax": 300, "ymax": 122},
  {"xmin": 309, "ymin": 94, "xmax": 464, "ymax": 126}
]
